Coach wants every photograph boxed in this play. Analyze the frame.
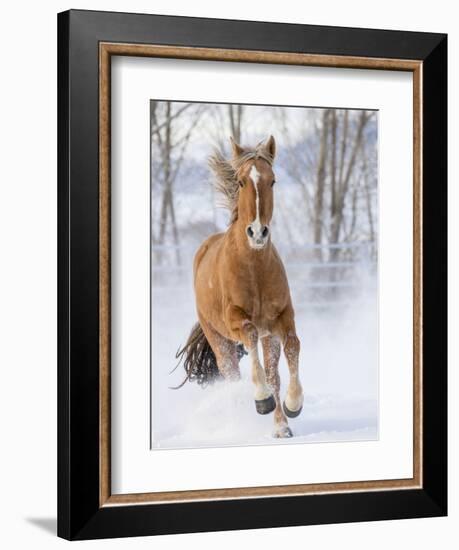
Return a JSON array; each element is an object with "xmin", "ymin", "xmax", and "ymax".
[
  {"xmin": 51, "ymin": 5, "xmax": 447, "ymax": 542},
  {"xmin": 150, "ymin": 100, "xmax": 379, "ymax": 449}
]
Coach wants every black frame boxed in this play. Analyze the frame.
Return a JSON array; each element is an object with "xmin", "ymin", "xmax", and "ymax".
[{"xmin": 58, "ymin": 9, "xmax": 447, "ymax": 540}]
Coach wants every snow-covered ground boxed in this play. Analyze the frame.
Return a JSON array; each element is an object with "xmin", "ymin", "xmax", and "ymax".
[{"xmin": 151, "ymin": 274, "xmax": 378, "ymax": 450}]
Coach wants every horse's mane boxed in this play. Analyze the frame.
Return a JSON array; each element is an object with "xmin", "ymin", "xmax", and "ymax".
[{"xmin": 208, "ymin": 142, "xmax": 274, "ymax": 224}]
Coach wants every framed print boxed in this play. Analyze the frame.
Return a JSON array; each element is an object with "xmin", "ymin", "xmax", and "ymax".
[{"xmin": 57, "ymin": 9, "xmax": 447, "ymax": 540}]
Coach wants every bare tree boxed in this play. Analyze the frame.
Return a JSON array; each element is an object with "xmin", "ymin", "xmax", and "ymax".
[
  {"xmin": 151, "ymin": 100, "xmax": 204, "ymax": 265},
  {"xmin": 273, "ymin": 104, "xmax": 377, "ymax": 304},
  {"xmin": 328, "ymin": 110, "xmax": 372, "ymax": 262},
  {"xmin": 274, "ymin": 106, "xmax": 316, "ymax": 230},
  {"xmin": 206, "ymin": 103, "xmax": 245, "ymax": 151}
]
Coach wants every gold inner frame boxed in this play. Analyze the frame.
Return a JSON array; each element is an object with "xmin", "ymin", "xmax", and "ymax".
[{"xmin": 99, "ymin": 42, "xmax": 423, "ymax": 507}]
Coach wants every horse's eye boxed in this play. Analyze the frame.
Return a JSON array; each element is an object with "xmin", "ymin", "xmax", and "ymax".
[
  {"xmin": 239, "ymin": 180, "xmax": 244, "ymax": 188},
  {"xmin": 271, "ymin": 179, "xmax": 276, "ymax": 187}
]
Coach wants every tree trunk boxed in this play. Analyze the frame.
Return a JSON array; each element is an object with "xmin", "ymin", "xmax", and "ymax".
[
  {"xmin": 362, "ymin": 145, "xmax": 375, "ymax": 243},
  {"xmin": 313, "ymin": 109, "xmax": 330, "ymax": 261},
  {"xmin": 330, "ymin": 110, "xmax": 338, "ymax": 220},
  {"xmin": 330, "ymin": 111, "xmax": 369, "ymax": 251},
  {"xmin": 228, "ymin": 105, "xmax": 243, "ymax": 143},
  {"xmin": 158, "ymin": 102, "xmax": 172, "ymax": 246}
]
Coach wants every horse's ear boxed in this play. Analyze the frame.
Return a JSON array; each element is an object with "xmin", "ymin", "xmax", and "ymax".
[
  {"xmin": 230, "ymin": 136, "xmax": 244, "ymax": 158},
  {"xmin": 264, "ymin": 135, "xmax": 276, "ymax": 161}
]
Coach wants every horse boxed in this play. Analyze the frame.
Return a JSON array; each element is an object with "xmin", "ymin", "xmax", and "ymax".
[{"xmin": 175, "ymin": 135, "xmax": 303, "ymax": 438}]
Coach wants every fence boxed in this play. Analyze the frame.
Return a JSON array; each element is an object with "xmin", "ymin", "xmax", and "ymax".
[{"xmin": 152, "ymin": 241, "xmax": 377, "ymax": 311}]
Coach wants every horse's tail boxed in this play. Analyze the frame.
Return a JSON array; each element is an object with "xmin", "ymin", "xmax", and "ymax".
[{"xmin": 171, "ymin": 322, "xmax": 221, "ymax": 389}]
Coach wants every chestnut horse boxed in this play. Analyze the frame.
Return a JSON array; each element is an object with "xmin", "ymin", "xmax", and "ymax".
[{"xmin": 176, "ymin": 136, "xmax": 303, "ymax": 437}]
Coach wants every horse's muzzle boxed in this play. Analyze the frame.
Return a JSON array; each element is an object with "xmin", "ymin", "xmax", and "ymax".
[{"xmin": 246, "ymin": 224, "xmax": 269, "ymax": 249}]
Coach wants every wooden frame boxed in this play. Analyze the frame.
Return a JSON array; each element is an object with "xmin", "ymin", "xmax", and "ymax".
[
  {"xmin": 99, "ymin": 43, "xmax": 423, "ymax": 505},
  {"xmin": 58, "ymin": 9, "xmax": 447, "ymax": 540}
]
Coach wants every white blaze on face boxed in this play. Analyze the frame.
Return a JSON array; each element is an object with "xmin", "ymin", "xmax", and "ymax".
[{"xmin": 249, "ymin": 165, "xmax": 262, "ymax": 234}]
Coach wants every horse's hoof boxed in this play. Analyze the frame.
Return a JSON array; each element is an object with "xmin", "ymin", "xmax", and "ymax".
[
  {"xmin": 255, "ymin": 395, "xmax": 276, "ymax": 415},
  {"xmin": 273, "ymin": 425, "xmax": 293, "ymax": 438},
  {"xmin": 283, "ymin": 401, "xmax": 303, "ymax": 418}
]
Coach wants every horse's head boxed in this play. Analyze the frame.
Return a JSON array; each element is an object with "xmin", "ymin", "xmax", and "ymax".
[{"xmin": 232, "ymin": 135, "xmax": 276, "ymax": 250}]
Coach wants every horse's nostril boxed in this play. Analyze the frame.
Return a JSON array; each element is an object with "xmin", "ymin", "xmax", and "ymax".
[
  {"xmin": 262, "ymin": 226, "xmax": 269, "ymax": 238},
  {"xmin": 246, "ymin": 226, "xmax": 254, "ymax": 238}
]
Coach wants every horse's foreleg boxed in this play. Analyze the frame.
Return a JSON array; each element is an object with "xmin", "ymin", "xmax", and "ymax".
[
  {"xmin": 249, "ymin": 343, "xmax": 275, "ymax": 413},
  {"xmin": 283, "ymin": 333, "xmax": 303, "ymax": 417},
  {"xmin": 261, "ymin": 336, "xmax": 292, "ymax": 438},
  {"xmin": 226, "ymin": 306, "xmax": 275, "ymax": 414},
  {"xmin": 277, "ymin": 309, "xmax": 303, "ymax": 418}
]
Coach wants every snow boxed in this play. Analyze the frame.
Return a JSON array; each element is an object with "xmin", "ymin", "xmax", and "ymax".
[{"xmin": 151, "ymin": 274, "xmax": 378, "ymax": 450}]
